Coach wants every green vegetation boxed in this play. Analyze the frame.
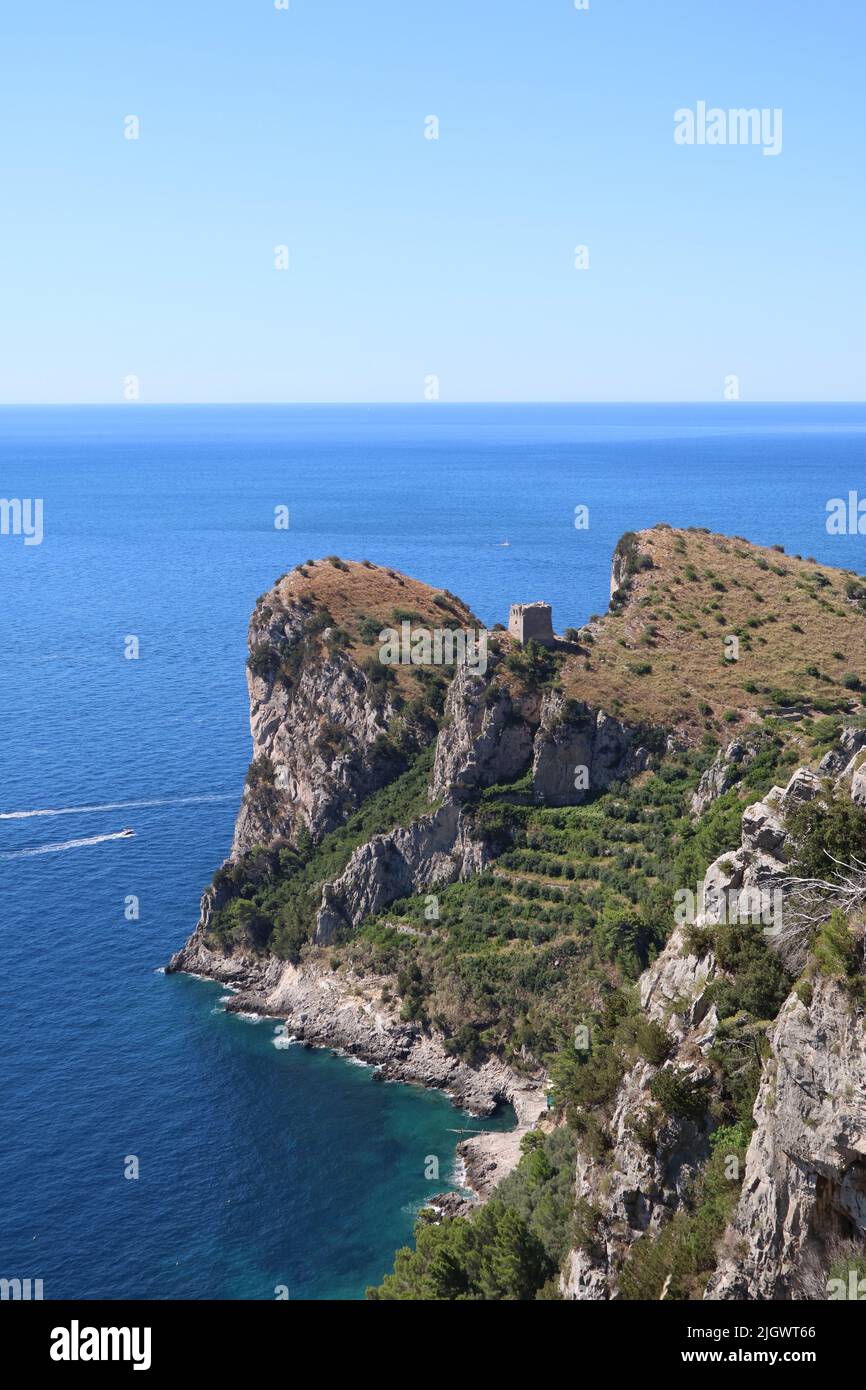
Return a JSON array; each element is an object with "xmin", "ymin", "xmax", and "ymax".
[
  {"xmin": 618, "ymin": 1122, "xmax": 752, "ymax": 1300},
  {"xmin": 650, "ymin": 1067, "xmax": 711, "ymax": 1121},
  {"xmin": 207, "ymin": 744, "xmax": 437, "ymax": 960},
  {"xmin": 786, "ymin": 786, "xmax": 866, "ymax": 879},
  {"xmin": 368, "ymin": 1126, "xmax": 575, "ymax": 1301},
  {"xmin": 795, "ymin": 909, "xmax": 866, "ymax": 1007},
  {"xmin": 348, "ymin": 761, "xmax": 700, "ymax": 1059},
  {"xmin": 344, "ymin": 735, "xmax": 797, "ymax": 1068},
  {"xmin": 502, "ymin": 639, "xmax": 562, "ymax": 689}
]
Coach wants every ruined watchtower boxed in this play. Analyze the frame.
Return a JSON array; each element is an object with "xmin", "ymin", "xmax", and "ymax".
[{"xmin": 508, "ymin": 602, "xmax": 555, "ymax": 648}]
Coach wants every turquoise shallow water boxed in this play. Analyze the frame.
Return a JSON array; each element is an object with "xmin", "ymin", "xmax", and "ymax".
[{"xmin": 1, "ymin": 403, "xmax": 864, "ymax": 1298}]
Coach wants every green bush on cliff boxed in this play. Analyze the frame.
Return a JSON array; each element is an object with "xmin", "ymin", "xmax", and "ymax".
[
  {"xmin": 802, "ymin": 909, "xmax": 866, "ymax": 1005},
  {"xmin": 635, "ymin": 1016, "xmax": 673, "ymax": 1065},
  {"xmin": 207, "ymin": 744, "xmax": 436, "ymax": 959},
  {"xmin": 618, "ymin": 1122, "xmax": 751, "ymax": 1300},
  {"xmin": 786, "ymin": 788, "xmax": 866, "ymax": 879},
  {"xmin": 650, "ymin": 1068, "xmax": 711, "ymax": 1121},
  {"xmin": 367, "ymin": 1126, "xmax": 575, "ymax": 1301},
  {"xmin": 674, "ymin": 789, "xmax": 750, "ymax": 886},
  {"xmin": 502, "ymin": 639, "xmax": 561, "ymax": 689}
]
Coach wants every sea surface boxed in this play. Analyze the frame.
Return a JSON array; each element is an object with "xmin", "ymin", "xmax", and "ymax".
[{"xmin": 1, "ymin": 403, "xmax": 864, "ymax": 1299}]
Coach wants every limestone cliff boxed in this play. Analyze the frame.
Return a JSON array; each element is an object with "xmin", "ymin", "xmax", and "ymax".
[
  {"xmin": 707, "ymin": 973, "xmax": 866, "ymax": 1300},
  {"xmin": 232, "ymin": 562, "xmax": 452, "ymax": 853},
  {"xmin": 170, "ymin": 536, "xmax": 866, "ymax": 1299},
  {"xmin": 432, "ymin": 664, "xmax": 652, "ymax": 808},
  {"xmin": 562, "ymin": 740, "xmax": 866, "ymax": 1301},
  {"xmin": 313, "ymin": 800, "xmax": 491, "ymax": 944},
  {"xmin": 562, "ymin": 923, "xmax": 720, "ymax": 1299}
]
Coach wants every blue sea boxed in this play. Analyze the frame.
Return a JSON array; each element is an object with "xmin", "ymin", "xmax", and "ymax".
[{"xmin": 2, "ymin": 403, "xmax": 865, "ymax": 1300}]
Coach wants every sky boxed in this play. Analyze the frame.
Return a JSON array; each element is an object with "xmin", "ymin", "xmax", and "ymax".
[{"xmin": 0, "ymin": 0, "xmax": 863, "ymax": 403}]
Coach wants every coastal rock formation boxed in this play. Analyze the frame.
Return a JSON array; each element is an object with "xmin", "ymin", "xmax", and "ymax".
[
  {"xmin": 233, "ymin": 593, "xmax": 426, "ymax": 855},
  {"xmin": 531, "ymin": 693, "xmax": 650, "ymax": 806},
  {"xmin": 313, "ymin": 799, "xmax": 490, "ymax": 943},
  {"xmin": 707, "ymin": 974, "xmax": 866, "ymax": 1300},
  {"xmin": 167, "ymin": 929, "xmax": 543, "ymax": 1122},
  {"xmin": 561, "ymin": 925, "xmax": 720, "ymax": 1300},
  {"xmin": 170, "ymin": 539, "xmax": 866, "ymax": 1296}
]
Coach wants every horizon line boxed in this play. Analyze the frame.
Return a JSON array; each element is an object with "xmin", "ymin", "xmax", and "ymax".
[{"xmin": 0, "ymin": 399, "xmax": 865, "ymax": 409}]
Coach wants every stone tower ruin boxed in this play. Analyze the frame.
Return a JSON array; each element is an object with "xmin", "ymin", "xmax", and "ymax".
[{"xmin": 508, "ymin": 602, "xmax": 555, "ymax": 647}]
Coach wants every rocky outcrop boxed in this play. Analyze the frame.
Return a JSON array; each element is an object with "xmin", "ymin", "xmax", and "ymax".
[
  {"xmin": 818, "ymin": 725, "xmax": 866, "ymax": 778},
  {"xmin": 314, "ymin": 799, "xmax": 490, "ymax": 944},
  {"xmin": 167, "ymin": 931, "xmax": 543, "ymax": 1120},
  {"xmin": 431, "ymin": 664, "xmax": 536, "ymax": 800},
  {"xmin": 532, "ymin": 693, "xmax": 650, "ymax": 805},
  {"xmin": 707, "ymin": 975, "xmax": 866, "ymax": 1300},
  {"xmin": 691, "ymin": 739, "xmax": 758, "ymax": 818},
  {"xmin": 696, "ymin": 765, "xmax": 827, "ymax": 935},
  {"xmin": 817, "ymin": 726, "xmax": 866, "ymax": 808},
  {"xmin": 561, "ymin": 925, "xmax": 720, "ymax": 1300},
  {"xmin": 561, "ymin": 751, "xmax": 865, "ymax": 1301},
  {"xmin": 234, "ymin": 592, "xmax": 429, "ymax": 855},
  {"xmin": 609, "ymin": 549, "xmax": 629, "ymax": 603},
  {"xmin": 433, "ymin": 666, "xmax": 653, "ymax": 810}
]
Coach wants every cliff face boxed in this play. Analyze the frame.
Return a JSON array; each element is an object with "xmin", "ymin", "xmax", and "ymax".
[
  {"xmin": 233, "ymin": 584, "xmax": 429, "ymax": 855},
  {"xmin": 562, "ymin": 924, "xmax": 721, "ymax": 1299},
  {"xmin": 691, "ymin": 738, "xmax": 760, "ymax": 817},
  {"xmin": 562, "ymin": 745, "xmax": 866, "ymax": 1301},
  {"xmin": 707, "ymin": 973, "xmax": 866, "ymax": 1300},
  {"xmin": 432, "ymin": 666, "xmax": 650, "ymax": 808},
  {"xmin": 313, "ymin": 800, "xmax": 490, "ymax": 944},
  {"xmin": 431, "ymin": 665, "xmax": 536, "ymax": 800},
  {"xmin": 532, "ymin": 693, "xmax": 651, "ymax": 805},
  {"xmin": 171, "ymin": 536, "xmax": 866, "ymax": 1301}
]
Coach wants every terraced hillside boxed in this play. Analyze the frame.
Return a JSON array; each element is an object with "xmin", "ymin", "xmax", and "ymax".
[
  {"xmin": 340, "ymin": 736, "xmax": 800, "ymax": 1065},
  {"xmin": 172, "ymin": 526, "xmax": 866, "ymax": 1303}
]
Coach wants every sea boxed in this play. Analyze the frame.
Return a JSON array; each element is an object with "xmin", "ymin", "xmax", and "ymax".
[{"xmin": 1, "ymin": 403, "xmax": 864, "ymax": 1299}]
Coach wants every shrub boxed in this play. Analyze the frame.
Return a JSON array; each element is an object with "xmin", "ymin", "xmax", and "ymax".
[
  {"xmin": 650, "ymin": 1068, "xmax": 710, "ymax": 1121},
  {"xmin": 813, "ymin": 910, "xmax": 861, "ymax": 987},
  {"xmin": 787, "ymin": 790, "xmax": 866, "ymax": 880},
  {"xmin": 709, "ymin": 921, "xmax": 790, "ymax": 1020},
  {"xmin": 635, "ymin": 1017, "xmax": 673, "ymax": 1065}
]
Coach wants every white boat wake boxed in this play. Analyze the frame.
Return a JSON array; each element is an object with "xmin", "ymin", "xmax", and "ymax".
[
  {"xmin": 0, "ymin": 792, "xmax": 237, "ymax": 821},
  {"xmin": 1, "ymin": 831, "xmax": 137, "ymax": 859}
]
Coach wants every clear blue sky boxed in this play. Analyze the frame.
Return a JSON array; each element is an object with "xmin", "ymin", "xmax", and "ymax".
[{"xmin": 1, "ymin": 0, "xmax": 863, "ymax": 402}]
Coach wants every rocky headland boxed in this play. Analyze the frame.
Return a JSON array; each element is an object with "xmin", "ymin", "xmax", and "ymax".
[{"xmin": 168, "ymin": 533, "xmax": 866, "ymax": 1293}]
